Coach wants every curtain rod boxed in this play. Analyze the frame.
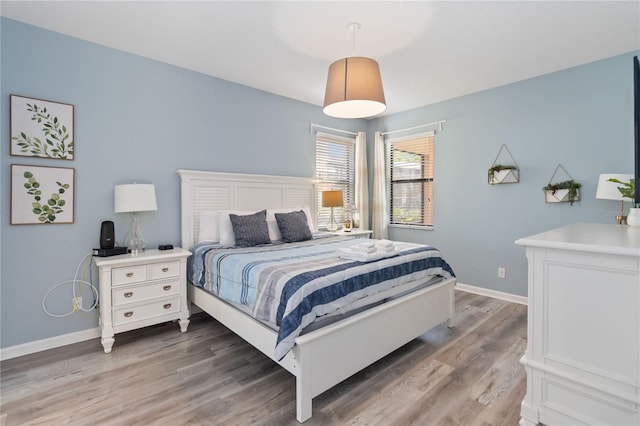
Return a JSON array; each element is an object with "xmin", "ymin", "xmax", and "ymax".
[
  {"xmin": 310, "ymin": 123, "xmax": 358, "ymax": 136},
  {"xmin": 380, "ymin": 120, "xmax": 446, "ymax": 136}
]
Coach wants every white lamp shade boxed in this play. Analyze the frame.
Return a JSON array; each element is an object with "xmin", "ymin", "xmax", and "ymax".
[
  {"xmin": 323, "ymin": 57, "xmax": 386, "ymax": 119},
  {"xmin": 595, "ymin": 174, "xmax": 634, "ymax": 201},
  {"xmin": 114, "ymin": 184, "xmax": 158, "ymax": 213}
]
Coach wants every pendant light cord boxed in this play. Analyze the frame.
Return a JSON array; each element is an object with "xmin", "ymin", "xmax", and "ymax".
[
  {"xmin": 352, "ymin": 25, "xmax": 356, "ymax": 51},
  {"xmin": 348, "ymin": 23, "xmax": 361, "ymax": 55}
]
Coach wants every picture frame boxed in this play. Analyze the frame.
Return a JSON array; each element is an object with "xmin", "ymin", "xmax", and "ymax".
[
  {"xmin": 11, "ymin": 164, "xmax": 75, "ymax": 225},
  {"xmin": 10, "ymin": 94, "xmax": 74, "ymax": 160}
]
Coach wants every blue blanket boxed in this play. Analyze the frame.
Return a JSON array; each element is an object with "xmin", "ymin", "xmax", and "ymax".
[{"xmin": 189, "ymin": 236, "xmax": 455, "ymax": 360}]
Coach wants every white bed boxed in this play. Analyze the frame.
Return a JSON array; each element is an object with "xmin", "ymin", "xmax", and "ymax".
[{"xmin": 178, "ymin": 169, "xmax": 456, "ymax": 423}]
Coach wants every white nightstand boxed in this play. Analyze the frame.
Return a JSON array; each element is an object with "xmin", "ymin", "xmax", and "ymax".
[
  {"xmin": 329, "ymin": 229, "xmax": 373, "ymax": 238},
  {"xmin": 94, "ymin": 248, "xmax": 191, "ymax": 353}
]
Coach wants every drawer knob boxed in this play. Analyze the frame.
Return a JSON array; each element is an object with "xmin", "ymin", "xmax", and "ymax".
[
  {"xmin": 126, "ymin": 272, "xmax": 134, "ymax": 278},
  {"xmin": 163, "ymin": 303, "xmax": 172, "ymax": 309},
  {"xmin": 162, "ymin": 267, "xmax": 169, "ymax": 272},
  {"xmin": 163, "ymin": 285, "xmax": 171, "ymax": 291},
  {"xmin": 124, "ymin": 292, "xmax": 133, "ymax": 298},
  {"xmin": 124, "ymin": 311, "xmax": 134, "ymax": 318}
]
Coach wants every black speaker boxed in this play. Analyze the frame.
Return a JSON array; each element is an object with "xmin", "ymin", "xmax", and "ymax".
[{"xmin": 100, "ymin": 220, "xmax": 115, "ymax": 249}]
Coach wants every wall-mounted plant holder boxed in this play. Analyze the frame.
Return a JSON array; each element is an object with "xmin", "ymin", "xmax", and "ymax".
[
  {"xmin": 543, "ymin": 164, "xmax": 581, "ymax": 205},
  {"xmin": 488, "ymin": 144, "xmax": 519, "ymax": 185}
]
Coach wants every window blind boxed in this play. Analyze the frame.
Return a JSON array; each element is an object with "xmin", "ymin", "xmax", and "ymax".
[
  {"xmin": 388, "ymin": 132, "xmax": 434, "ymax": 226},
  {"xmin": 315, "ymin": 132, "xmax": 355, "ymax": 228}
]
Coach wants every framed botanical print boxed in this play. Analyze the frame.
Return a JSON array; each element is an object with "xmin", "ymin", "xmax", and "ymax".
[
  {"xmin": 10, "ymin": 95, "xmax": 75, "ymax": 160},
  {"xmin": 11, "ymin": 164, "xmax": 75, "ymax": 224}
]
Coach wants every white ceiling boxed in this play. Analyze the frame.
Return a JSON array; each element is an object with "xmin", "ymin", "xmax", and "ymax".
[{"xmin": 2, "ymin": 1, "xmax": 639, "ymax": 116}]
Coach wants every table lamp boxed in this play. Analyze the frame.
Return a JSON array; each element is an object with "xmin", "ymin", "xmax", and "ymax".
[
  {"xmin": 595, "ymin": 173, "xmax": 634, "ymax": 224},
  {"xmin": 322, "ymin": 190, "xmax": 343, "ymax": 231},
  {"xmin": 114, "ymin": 183, "xmax": 157, "ymax": 253}
]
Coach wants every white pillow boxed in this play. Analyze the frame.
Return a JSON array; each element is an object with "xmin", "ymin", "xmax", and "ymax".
[
  {"xmin": 198, "ymin": 211, "xmax": 219, "ymax": 243},
  {"xmin": 218, "ymin": 210, "xmax": 259, "ymax": 245},
  {"xmin": 267, "ymin": 207, "xmax": 315, "ymax": 241}
]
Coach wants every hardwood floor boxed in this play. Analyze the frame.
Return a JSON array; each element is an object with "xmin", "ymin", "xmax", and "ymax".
[{"xmin": 0, "ymin": 291, "xmax": 527, "ymax": 426}]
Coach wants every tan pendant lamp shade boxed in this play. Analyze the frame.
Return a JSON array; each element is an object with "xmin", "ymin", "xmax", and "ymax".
[{"xmin": 323, "ymin": 56, "xmax": 386, "ymax": 119}]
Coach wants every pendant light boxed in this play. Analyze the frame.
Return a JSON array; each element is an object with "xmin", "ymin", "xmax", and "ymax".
[{"xmin": 323, "ymin": 23, "xmax": 386, "ymax": 119}]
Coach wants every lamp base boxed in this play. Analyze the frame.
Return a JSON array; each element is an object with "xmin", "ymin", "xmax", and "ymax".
[
  {"xmin": 126, "ymin": 212, "xmax": 147, "ymax": 253},
  {"xmin": 615, "ymin": 200, "xmax": 627, "ymax": 225},
  {"xmin": 326, "ymin": 207, "xmax": 339, "ymax": 231}
]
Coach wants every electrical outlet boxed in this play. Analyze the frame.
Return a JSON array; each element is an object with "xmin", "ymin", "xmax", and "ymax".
[
  {"xmin": 498, "ymin": 267, "xmax": 506, "ymax": 279},
  {"xmin": 72, "ymin": 297, "xmax": 82, "ymax": 311}
]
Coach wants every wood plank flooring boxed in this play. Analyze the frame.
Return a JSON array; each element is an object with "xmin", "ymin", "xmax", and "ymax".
[{"xmin": 0, "ymin": 291, "xmax": 527, "ymax": 425}]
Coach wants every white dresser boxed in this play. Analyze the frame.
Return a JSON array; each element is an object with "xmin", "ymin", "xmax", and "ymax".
[
  {"xmin": 94, "ymin": 248, "xmax": 191, "ymax": 353},
  {"xmin": 516, "ymin": 223, "xmax": 640, "ymax": 425}
]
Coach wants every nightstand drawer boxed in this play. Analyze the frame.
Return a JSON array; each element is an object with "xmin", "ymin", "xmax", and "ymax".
[
  {"xmin": 112, "ymin": 280, "xmax": 180, "ymax": 306},
  {"xmin": 149, "ymin": 261, "xmax": 180, "ymax": 280},
  {"xmin": 112, "ymin": 296, "xmax": 180, "ymax": 327},
  {"xmin": 112, "ymin": 265, "xmax": 147, "ymax": 285}
]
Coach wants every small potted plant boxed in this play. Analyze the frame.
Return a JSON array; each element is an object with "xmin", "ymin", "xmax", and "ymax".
[
  {"xmin": 543, "ymin": 180, "xmax": 582, "ymax": 205},
  {"xmin": 607, "ymin": 176, "xmax": 635, "ymax": 200},
  {"xmin": 608, "ymin": 177, "xmax": 639, "ymax": 226},
  {"xmin": 488, "ymin": 164, "xmax": 519, "ymax": 185}
]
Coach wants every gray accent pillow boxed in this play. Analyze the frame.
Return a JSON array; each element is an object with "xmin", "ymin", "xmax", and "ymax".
[
  {"xmin": 275, "ymin": 210, "xmax": 312, "ymax": 243},
  {"xmin": 229, "ymin": 210, "xmax": 271, "ymax": 247}
]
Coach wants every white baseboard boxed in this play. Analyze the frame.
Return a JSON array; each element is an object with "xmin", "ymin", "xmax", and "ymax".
[
  {"xmin": 455, "ymin": 282, "xmax": 528, "ymax": 306},
  {"xmin": 0, "ymin": 327, "xmax": 101, "ymax": 361},
  {"xmin": 1, "ymin": 288, "xmax": 525, "ymax": 361}
]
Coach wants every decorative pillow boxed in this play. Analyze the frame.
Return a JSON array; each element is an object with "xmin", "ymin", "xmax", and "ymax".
[
  {"xmin": 218, "ymin": 210, "xmax": 255, "ymax": 245},
  {"xmin": 267, "ymin": 207, "xmax": 315, "ymax": 241},
  {"xmin": 299, "ymin": 207, "xmax": 316, "ymax": 232},
  {"xmin": 228, "ymin": 210, "xmax": 271, "ymax": 247},
  {"xmin": 275, "ymin": 210, "xmax": 313, "ymax": 243},
  {"xmin": 198, "ymin": 210, "xmax": 219, "ymax": 243}
]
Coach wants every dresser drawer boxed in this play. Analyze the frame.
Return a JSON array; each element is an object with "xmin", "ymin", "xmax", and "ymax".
[
  {"xmin": 112, "ymin": 265, "xmax": 147, "ymax": 285},
  {"xmin": 149, "ymin": 261, "xmax": 180, "ymax": 280},
  {"xmin": 112, "ymin": 280, "xmax": 180, "ymax": 306},
  {"xmin": 112, "ymin": 296, "xmax": 180, "ymax": 327}
]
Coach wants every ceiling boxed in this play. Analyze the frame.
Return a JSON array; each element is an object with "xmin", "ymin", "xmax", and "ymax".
[{"xmin": 2, "ymin": 1, "xmax": 639, "ymax": 116}]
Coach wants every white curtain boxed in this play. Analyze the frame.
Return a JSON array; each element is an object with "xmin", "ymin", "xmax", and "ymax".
[
  {"xmin": 354, "ymin": 131, "xmax": 369, "ymax": 231},
  {"xmin": 372, "ymin": 131, "xmax": 388, "ymax": 239}
]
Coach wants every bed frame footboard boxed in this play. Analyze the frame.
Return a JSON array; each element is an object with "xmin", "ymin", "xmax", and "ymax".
[
  {"xmin": 190, "ymin": 277, "xmax": 456, "ymax": 423},
  {"xmin": 291, "ymin": 277, "xmax": 455, "ymax": 422}
]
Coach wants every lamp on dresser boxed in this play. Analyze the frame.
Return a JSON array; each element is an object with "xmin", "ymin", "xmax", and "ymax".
[
  {"xmin": 114, "ymin": 183, "xmax": 157, "ymax": 253},
  {"xmin": 595, "ymin": 173, "xmax": 634, "ymax": 224},
  {"xmin": 322, "ymin": 190, "xmax": 343, "ymax": 231}
]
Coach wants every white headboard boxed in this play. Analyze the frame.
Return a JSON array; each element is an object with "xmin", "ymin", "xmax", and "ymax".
[{"xmin": 177, "ymin": 170, "xmax": 319, "ymax": 249}]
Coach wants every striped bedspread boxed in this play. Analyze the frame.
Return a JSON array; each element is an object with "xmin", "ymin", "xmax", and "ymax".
[{"xmin": 189, "ymin": 236, "xmax": 455, "ymax": 360}]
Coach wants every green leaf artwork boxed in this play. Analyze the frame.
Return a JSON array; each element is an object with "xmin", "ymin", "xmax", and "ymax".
[
  {"xmin": 22, "ymin": 171, "xmax": 69, "ymax": 223},
  {"xmin": 10, "ymin": 95, "xmax": 74, "ymax": 160}
]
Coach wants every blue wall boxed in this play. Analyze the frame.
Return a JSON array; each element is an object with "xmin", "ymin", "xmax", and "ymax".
[
  {"xmin": 0, "ymin": 18, "xmax": 363, "ymax": 348},
  {"xmin": 1, "ymin": 17, "xmax": 637, "ymax": 349},
  {"xmin": 369, "ymin": 50, "xmax": 637, "ymax": 298}
]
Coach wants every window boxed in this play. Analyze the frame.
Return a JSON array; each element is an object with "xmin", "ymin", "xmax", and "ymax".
[
  {"xmin": 315, "ymin": 132, "xmax": 355, "ymax": 228},
  {"xmin": 388, "ymin": 132, "xmax": 434, "ymax": 227}
]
